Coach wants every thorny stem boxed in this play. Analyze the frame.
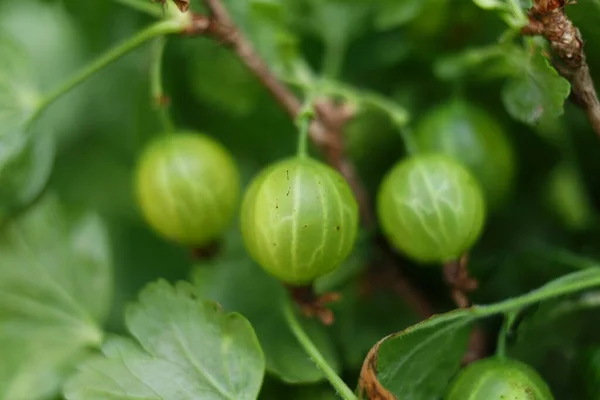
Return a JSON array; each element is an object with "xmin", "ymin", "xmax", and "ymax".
[
  {"xmin": 522, "ymin": 0, "xmax": 600, "ymax": 139},
  {"xmin": 27, "ymin": 20, "xmax": 184, "ymax": 128},
  {"xmin": 283, "ymin": 298, "xmax": 358, "ymax": 400},
  {"xmin": 150, "ymin": 37, "xmax": 175, "ymax": 133}
]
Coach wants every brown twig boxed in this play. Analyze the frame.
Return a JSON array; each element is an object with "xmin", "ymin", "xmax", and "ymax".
[
  {"xmin": 442, "ymin": 253, "xmax": 489, "ymax": 365},
  {"xmin": 187, "ymin": 7, "xmax": 332, "ymax": 148},
  {"xmin": 522, "ymin": 0, "xmax": 600, "ymax": 138},
  {"xmin": 442, "ymin": 254, "xmax": 478, "ymax": 308},
  {"xmin": 188, "ymin": 0, "xmax": 433, "ymax": 321}
]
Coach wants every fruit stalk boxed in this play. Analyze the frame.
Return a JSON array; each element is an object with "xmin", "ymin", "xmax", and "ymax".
[
  {"xmin": 150, "ymin": 36, "xmax": 175, "ymax": 133},
  {"xmin": 283, "ymin": 298, "xmax": 358, "ymax": 400},
  {"xmin": 27, "ymin": 19, "xmax": 184, "ymax": 127}
]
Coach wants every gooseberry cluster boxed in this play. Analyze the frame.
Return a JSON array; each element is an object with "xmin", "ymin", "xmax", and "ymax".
[{"xmin": 133, "ymin": 98, "xmax": 513, "ymax": 282}]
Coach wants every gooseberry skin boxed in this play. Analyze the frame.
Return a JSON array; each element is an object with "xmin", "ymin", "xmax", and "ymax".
[
  {"xmin": 135, "ymin": 132, "xmax": 240, "ymax": 246},
  {"xmin": 377, "ymin": 154, "xmax": 486, "ymax": 264},
  {"xmin": 241, "ymin": 157, "xmax": 359, "ymax": 285},
  {"xmin": 445, "ymin": 358, "xmax": 555, "ymax": 400},
  {"xmin": 415, "ymin": 100, "xmax": 516, "ymax": 209}
]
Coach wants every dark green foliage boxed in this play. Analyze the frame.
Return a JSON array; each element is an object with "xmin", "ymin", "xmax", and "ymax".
[{"xmin": 1, "ymin": 0, "xmax": 600, "ymax": 399}]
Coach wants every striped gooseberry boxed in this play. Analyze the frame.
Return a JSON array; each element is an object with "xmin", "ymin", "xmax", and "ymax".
[
  {"xmin": 445, "ymin": 357, "xmax": 555, "ymax": 400},
  {"xmin": 240, "ymin": 157, "xmax": 359, "ymax": 285},
  {"xmin": 376, "ymin": 154, "xmax": 486, "ymax": 264},
  {"xmin": 134, "ymin": 131, "xmax": 240, "ymax": 246},
  {"xmin": 415, "ymin": 99, "xmax": 516, "ymax": 209}
]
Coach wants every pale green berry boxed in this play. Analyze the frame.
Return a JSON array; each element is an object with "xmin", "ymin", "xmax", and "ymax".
[{"xmin": 241, "ymin": 157, "xmax": 359, "ymax": 284}]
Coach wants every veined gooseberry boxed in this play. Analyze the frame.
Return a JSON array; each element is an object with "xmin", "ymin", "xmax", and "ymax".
[
  {"xmin": 134, "ymin": 131, "xmax": 240, "ymax": 246},
  {"xmin": 377, "ymin": 154, "xmax": 486, "ymax": 264},
  {"xmin": 240, "ymin": 157, "xmax": 359, "ymax": 285},
  {"xmin": 415, "ymin": 99, "xmax": 516, "ymax": 209},
  {"xmin": 445, "ymin": 357, "xmax": 555, "ymax": 400}
]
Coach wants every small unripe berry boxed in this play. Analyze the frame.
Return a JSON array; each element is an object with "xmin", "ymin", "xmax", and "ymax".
[
  {"xmin": 377, "ymin": 154, "xmax": 486, "ymax": 264},
  {"xmin": 415, "ymin": 99, "xmax": 516, "ymax": 209},
  {"xmin": 241, "ymin": 157, "xmax": 359, "ymax": 285},
  {"xmin": 445, "ymin": 358, "xmax": 555, "ymax": 400},
  {"xmin": 135, "ymin": 131, "xmax": 240, "ymax": 246}
]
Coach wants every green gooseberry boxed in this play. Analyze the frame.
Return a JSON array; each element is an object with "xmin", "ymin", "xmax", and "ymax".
[
  {"xmin": 135, "ymin": 131, "xmax": 240, "ymax": 246},
  {"xmin": 445, "ymin": 357, "xmax": 555, "ymax": 400},
  {"xmin": 415, "ymin": 99, "xmax": 516, "ymax": 209},
  {"xmin": 377, "ymin": 154, "xmax": 486, "ymax": 264},
  {"xmin": 241, "ymin": 157, "xmax": 359, "ymax": 285}
]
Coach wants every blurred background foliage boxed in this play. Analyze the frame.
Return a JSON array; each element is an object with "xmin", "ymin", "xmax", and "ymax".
[{"xmin": 1, "ymin": 0, "xmax": 600, "ymax": 398}]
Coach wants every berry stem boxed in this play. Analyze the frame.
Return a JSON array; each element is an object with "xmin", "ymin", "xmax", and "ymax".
[
  {"xmin": 283, "ymin": 298, "xmax": 357, "ymax": 400},
  {"xmin": 296, "ymin": 98, "xmax": 315, "ymax": 158},
  {"xmin": 26, "ymin": 19, "xmax": 184, "ymax": 128},
  {"xmin": 150, "ymin": 36, "xmax": 175, "ymax": 133},
  {"xmin": 114, "ymin": 0, "xmax": 163, "ymax": 17},
  {"xmin": 496, "ymin": 310, "xmax": 519, "ymax": 358}
]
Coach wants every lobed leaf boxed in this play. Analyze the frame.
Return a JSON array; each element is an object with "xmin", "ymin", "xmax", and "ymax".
[
  {"xmin": 0, "ymin": 31, "xmax": 37, "ymax": 134},
  {"xmin": 435, "ymin": 44, "xmax": 571, "ymax": 125},
  {"xmin": 0, "ymin": 194, "xmax": 112, "ymax": 400},
  {"xmin": 358, "ymin": 312, "xmax": 474, "ymax": 400},
  {"xmin": 65, "ymin": 280, "xmax": 265, "ymax": 400},
  {"xmin": 502, "ymin": 52, "xmax": 571, "ymax": 125}
]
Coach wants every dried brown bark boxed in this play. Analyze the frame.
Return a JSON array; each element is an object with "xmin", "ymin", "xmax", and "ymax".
[{"xmin": 522, "ymin": 0, "xmax": 600, "ymax": 138}]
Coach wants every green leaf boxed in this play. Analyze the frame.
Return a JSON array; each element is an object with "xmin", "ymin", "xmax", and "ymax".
[
  {"xmin": 434, "ymin": 44, "xmax": 513, "ymax": 81},
  {"xmin": 0, "ymin": 0, "xmax": 87, "ymax": 144},
  {"xmin": 507, "ymin": 297, "xmax": 600, "ymax": 398},
  {"xmin": 361, "ymin": 313, "xmax": 473, "ymax": 400},
  {"xmin": 471, "ymin": 0, "xmax": 528, "ymax": 27},
  {"xmin": 502, "ymin": 52, "xmax": 571, "ymax": 125},
  {"xmin": 374, "ymin": 0, "xmax": 424, "ymax": 30},
  {"xmin": 0, "ymin": 128, "xmax": 56, "ymax": 223},
  {"xmin": 0, "ymin": 31, "xmax": 37, "ymax": 134},
  {"xmin": 186, "ymin": 40, "xmax": 262, "ymax": 116},
  {"xmin": 65, "ymin": 280, "xmax": 265, "ymax": 400},
  {"xmin": 331, "ymin": 283, "xmax": 418, "ymax": 370},
  {"xmin": 472, "ymin": 0, "xmax": 504, "ymax": 10},
  {"xmin": 0, "ymin": 194, "xmax": 111, "ymax": 400},
  {"xmin": 435, "ymin": 45, "xmax": 570, "ymax": 125},
  {"xmin": 193, "ymin": 230, "xmax": 341, "ymax": 384},
  {"xmin": 0, "ymin": 30, "xmax": 57, "ymax": 222},
  {"xmin": 304, "ymin": 0, "xmax": 371, "ymax": 45},
  {"xmin": 224, "ymin": 0, "xmax": 300, "ymax": 76}
]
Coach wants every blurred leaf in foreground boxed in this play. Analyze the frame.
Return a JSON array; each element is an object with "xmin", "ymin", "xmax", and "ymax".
[
  {"xmin": 0, "ymin": 194, "xmax": 112, "ymax": 400},
  {"xmin": 65, "ymin": 280, "xmax": 265, "ymax": 400}
]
